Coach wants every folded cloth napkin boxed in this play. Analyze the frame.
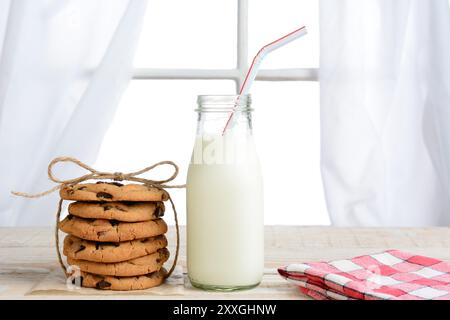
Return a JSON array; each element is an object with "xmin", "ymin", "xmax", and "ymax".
[{"xmin": 278, "ymin": 250, "xmax": 450, "ymax": 300}]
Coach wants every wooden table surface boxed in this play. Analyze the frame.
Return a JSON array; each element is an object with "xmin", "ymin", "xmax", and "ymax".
[{"xmin": 1, "ymin": 226, "xmax": 450, "ymax": 299}]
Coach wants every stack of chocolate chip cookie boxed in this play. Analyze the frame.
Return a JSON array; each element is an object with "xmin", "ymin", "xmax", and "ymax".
[{"xmin": 58, "ymin": 181, "xmax": 170, "ymax": 291}]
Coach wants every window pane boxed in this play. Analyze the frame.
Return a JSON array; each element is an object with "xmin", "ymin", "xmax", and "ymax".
[
  {"xmin": 95, "ymin": 80, "xmax": 236, "ymax": 225},
  {"xmin": 134, "ymin": 0, "xmax": 237, "ymax": 68},
  {"xmin": 248, "ymin": 0, "xmax": 319, "ymax": 68},
  {"xmin": 252, "ymin": 81, "xmax": 329, "ymax": 225},
  {"xmin": 97, "ymin": 80, "xmax": 328, "ymax": 225}
]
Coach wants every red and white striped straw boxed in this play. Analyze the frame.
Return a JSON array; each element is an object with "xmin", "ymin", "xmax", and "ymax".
[{"xmin": 222, "ymin": 26, "xmax": 307, "ymax": 135}]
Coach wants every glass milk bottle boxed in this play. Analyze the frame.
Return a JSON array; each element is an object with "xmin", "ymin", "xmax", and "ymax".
[{"xmin": 187, "ymin": 95, "xmax": 264, "ymax": 291}]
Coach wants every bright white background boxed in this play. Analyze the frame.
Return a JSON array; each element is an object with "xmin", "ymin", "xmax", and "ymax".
[{"xmin": 95, "ymin": 0, "xmax": 328, "ymax": 225}]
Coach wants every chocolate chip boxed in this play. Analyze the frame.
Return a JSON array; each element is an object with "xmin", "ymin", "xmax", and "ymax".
[
  {"xmin": 95, "ymin": 242, "xmax": 119, "ymax": 250},
  {"xmin": 109, "ymin": 220, "xmax": 120, "ymax": 226},
  {"xmin": 96, "ymin": 280, "xmax": 111, "ymax": 289},
  {"xmin": 96, "ymin": 181, "xmax": 123, "ymax": 187},
  {"xmin": 156, "ymin": 259, "xmax": 161, "ymax": 263},
  {"xmin": 67, "ymin": 214, "xmax": 74, "ymax": 220},
  {"xmin": 97, "ymin": 231, "xmax": 107, "ymax": 237},
  {"xmin": 75, "ymin": 245, "xmax": 86, "ymax": 253},
  {"xmin": 103, "ymin": 204, "xmax": 126, "ymax": 212},
  {"xmin": 101, "ymin": 242, "xmax": 120, "ymax": 248},
  {"xmin": 77, "ymin": 186, "xmax": 87, "ymax": 190},
  {"xmin": 154, "ymin": 206, "xmax": 164, "ymax": 218},
  {"xmin": 96, "ymin": 192, "xmax": 113, "ymax": 199}
]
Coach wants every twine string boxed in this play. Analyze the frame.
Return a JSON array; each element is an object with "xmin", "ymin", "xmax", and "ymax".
[{"xmin": 12, "ymin": 156, "xmax": 185, "ymax": 280}]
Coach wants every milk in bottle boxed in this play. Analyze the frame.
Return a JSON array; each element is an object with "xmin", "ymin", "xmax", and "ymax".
[{"xmin": 187, "ymin": 95, "xmax": 264, "ymax": 291}]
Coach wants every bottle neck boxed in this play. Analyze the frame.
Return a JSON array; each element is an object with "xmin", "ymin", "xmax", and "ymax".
[
  {"xmin": 197, "ymin": 109, "xmax": 253, "ymax": 137},
  {"xmin": 196, "ymin": 95, "xmax": 253, "ymax": 137},
  {"xmin": 192, "ymin": 95, "xmax": 256, "ymax": 165}
]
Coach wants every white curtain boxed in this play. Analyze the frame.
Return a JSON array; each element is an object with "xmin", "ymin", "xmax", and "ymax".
[
  {"xmin": 0, "ymin": 0, "xmax": 147, "ymax": 226},
  {"xmin": 320, "ymin": 0, "xmax": 450, "ymax": 226}
]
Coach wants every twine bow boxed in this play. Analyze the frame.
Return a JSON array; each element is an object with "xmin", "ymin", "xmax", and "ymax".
[{"xmin": 12, "ymin": 156, "xmax": 185, "ymax": 281}]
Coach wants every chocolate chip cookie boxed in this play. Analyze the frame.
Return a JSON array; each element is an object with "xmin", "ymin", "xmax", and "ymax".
[
  {"xmin": 74, "ymin": 268, "xmax": 167, "ymax": 290},
  {"xmin": 59, "ymin": 215, "xmax": 168, "ymax": 242},
  {"xmin": 60, "ymin": 182, "xmax": 169, "ymax": 202},
  {"xmin": 67, "ymin": 248, "xmax": 169, "ymax": 276},
  {"xmin": 63, "ymin": 234, "xmax": 168, "ymax": 263},
  {"xmin": 68, "ymin": 201, "xmax": 165, "ymax": 222}
]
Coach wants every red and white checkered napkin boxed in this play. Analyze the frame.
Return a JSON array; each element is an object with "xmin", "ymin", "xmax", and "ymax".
[{"xmin": 278, "ymin": 250, "xmax": 450, "ymax": 300}]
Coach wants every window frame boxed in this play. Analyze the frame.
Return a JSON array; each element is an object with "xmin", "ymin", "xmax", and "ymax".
[{"xmin": 131, "ymin": 0, "xmax": 319, "ymax": 91}]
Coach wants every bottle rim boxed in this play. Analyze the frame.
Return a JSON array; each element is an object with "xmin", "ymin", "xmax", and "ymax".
[{"xmin": 196, "ymin": 95, "xmax": 253, "ymax": 112}]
